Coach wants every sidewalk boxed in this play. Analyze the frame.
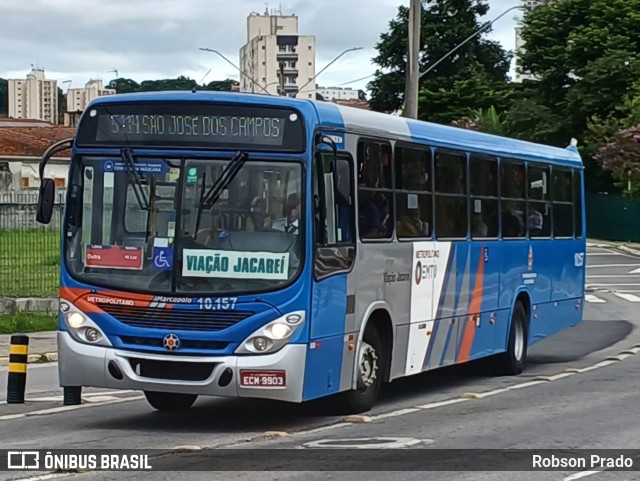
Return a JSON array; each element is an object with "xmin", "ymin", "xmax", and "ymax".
[{"xmin": 0, "ymin": 331, "xmax": 57, "ymax": 366}]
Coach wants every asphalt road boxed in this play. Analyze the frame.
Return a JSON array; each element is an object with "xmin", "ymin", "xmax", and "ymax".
[{"xmin": 1, "ymin": 245, "xmax": 639, "ymax": 481}]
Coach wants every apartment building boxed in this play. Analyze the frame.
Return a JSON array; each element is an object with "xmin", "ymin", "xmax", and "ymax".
[
  {"xmin": 317, "ymin": 86, "xmax": 366, "ymax": 101},
  {"xmin": 8, "ymin": 68, "xmax": 58, "ymax": 124},
  {"xmin": 239, "ymin": 10, "xmax": 316, "ymax": 99},
  {"xmin": 64, "ymin": 79, "xmax": 116, "ymax": 126}
]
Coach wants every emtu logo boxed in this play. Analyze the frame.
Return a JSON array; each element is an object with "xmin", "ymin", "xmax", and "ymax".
[{"xmin": 415, "ymin": 261, "xmax": 423, "ymax": 285}]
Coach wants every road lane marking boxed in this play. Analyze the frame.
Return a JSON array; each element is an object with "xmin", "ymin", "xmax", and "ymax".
[
  {"xmin": 630, "ymin": 267, "xmax": 640, "ymax": 274},
  {"xmin": 415, "ymin": 398, "xmax": 469, "ymax": 409},
  {"xmin": 9, "ymin": 474, "xmax": 75, "ymax": 481},
  {"xmin": 0, "ymin": 395, "xmax": 144, "ymax": 421},
  {"xmin": 303, "ymin": 437, "xmax": 428, "ymax": 449},
  {"xmin": 370, "ymin": 408, "xmax": 421, "ymax": 420},
  {"xmin": 586, "ymin": 264, "xmax": 640, "ymax": 268},
  {"xmin": 461, "ymin": 388, "xmax": 509, "ymax": 399},
  {"xmin": 586, "ymin": 275, "xmax": 640, "ymax": 278},
  {"xmin": 563, "ymin": 470, "xmax": 603, "ymax": 480},
  {"xmin": 2, "ymin": 390, "xmax": 136, "ymax": 404},
  {"xmin": 612, "ymin": 292, "xmax": 640, "ymax": 302},
  {"xmin": 505, "ymin": 380, "xmax": 548, "ymax": 390},
  {"xmin": 585, "ymin": 295, "xmax": 606, "ymax": 303},
  {"xmin": 534, "ymin": 373, "xmax": 576, "ymax": 381}
]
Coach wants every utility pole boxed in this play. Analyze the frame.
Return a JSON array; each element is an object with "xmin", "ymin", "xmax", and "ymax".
[
  {"xmin": 403, "ymin": 0, "xmax": 421, "ymax": 119},
  {"xmin": 279, "ymin": 61, "xmax": 285, "ymax": 96}
]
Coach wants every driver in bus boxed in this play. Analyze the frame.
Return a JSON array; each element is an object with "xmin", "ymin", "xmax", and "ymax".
[{"xmin": 272, "ymin": 193, "xmax": 300, "ymax": 234}]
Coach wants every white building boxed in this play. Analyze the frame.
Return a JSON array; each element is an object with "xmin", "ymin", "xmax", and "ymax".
[
  {"xmin": 239, "ymin": 10, "xmax": 316, "ymax": 99},
  {"xmin": 514, "ymin": 0, "xmax": 556, "ymax": 82},
  {"xmin": 316, "ymin": 86, "xmax": 365, "ymax": 102},
  {"xmin": 65, "ymin": 79, "xmax": 116, "ymax": 126},
  {"xmin": 8, "ymin": 68, "xmax": 58, "ymax": 124}
]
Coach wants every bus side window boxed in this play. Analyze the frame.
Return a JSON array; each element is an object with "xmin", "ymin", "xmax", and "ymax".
[
  {"xmin": 314, "ymin": 152, "xmax": 355, "ymax": 279},
  {"xmin": 500, "ymin": 160, "xmax": 527, "ymax": 239},
  {"xmin": 357, "ymin": 141, "xmax": 393, "ymax": 240}
]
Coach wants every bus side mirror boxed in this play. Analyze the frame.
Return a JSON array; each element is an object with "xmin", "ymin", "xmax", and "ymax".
[{"xmin": 36, "ymin": 178, "xmax": 56, "ymax": 225}]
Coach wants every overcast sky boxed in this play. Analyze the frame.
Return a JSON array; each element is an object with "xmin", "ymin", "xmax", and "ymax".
[{"xmin": 0, "ymin": 0, "xmax": 523, "ymax": 93}]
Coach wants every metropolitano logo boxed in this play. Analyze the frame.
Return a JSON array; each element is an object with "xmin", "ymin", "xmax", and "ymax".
[{"xmin": 7, "ymin": 451, "xmax": 40, "ymax": 470}]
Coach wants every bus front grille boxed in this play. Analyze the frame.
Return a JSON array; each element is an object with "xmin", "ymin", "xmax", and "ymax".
[
  {"xmin": 98, "ymin": 303, "xmax": 254, "ymax": 331},
  {"xmin": 128, "ymin": 357, "xmax": 217, "ymax": 381},
  {"xmin": 119, "ymin": 336, "xmax": 229, "ymax": 351}
]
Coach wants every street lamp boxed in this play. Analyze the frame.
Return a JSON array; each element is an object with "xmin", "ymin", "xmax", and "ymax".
[
  {"xmin": 199, "ymin": 47, "xmax": 271, "ymax": 95},
  {"xmin": 294, "ymin": 47, "xmax": 363, "ymax": 97}
]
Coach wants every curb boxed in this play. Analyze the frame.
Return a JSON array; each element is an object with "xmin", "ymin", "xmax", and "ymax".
[{"xmin": 0, "ymin": 352, "xmax": 58, "ymax": 366}]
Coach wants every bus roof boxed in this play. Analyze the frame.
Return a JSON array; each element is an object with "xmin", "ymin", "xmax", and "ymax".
[{"xmin": 87, "ymin": 90, "xmax": 583, "ymax": 168}]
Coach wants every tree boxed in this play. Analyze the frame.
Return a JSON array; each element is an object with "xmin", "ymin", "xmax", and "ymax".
[
  {"xmin": 368, "ymin": 0, "xmax": 512, "ymax": 124},
  {"xmin": 106, "ymin": 77, "xmax": 237, "ymax": 94},
  {"xmin": 594, "ymin": 125, "xmax": 640, "ymax": 197},
  {"xmin": 517, "ymin": 0, "xmax": 640, "ymax": 192},
  {"xmin": 107, "ymin": 78, "xmax": 141, "ymax": 94},
  {"xmin": 452, "ymin": 106, "xmax": 507, "ymax": 136},
  {"xmin": 57, "ymin": 87, "xmax": 65, "ymax": 124},
  {"xmin": 203, "ymin": 79, "xmax": 237, "ymax": 91},
  {"xmin": 0, "ymin": 78, "xmax": 7, "ymax": 116}
]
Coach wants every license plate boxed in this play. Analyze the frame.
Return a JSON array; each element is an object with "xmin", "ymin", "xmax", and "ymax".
[{"xmin": 239, "ymin": 370, "xmax": 286, "ymax": 389}]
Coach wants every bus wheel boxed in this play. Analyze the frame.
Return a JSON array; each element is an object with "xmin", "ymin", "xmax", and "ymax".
[
  {"xmin": 339, "ymin": 326, "xmax": 383, "ymax": 414},
  {"xmin": 494, "ymin": 301, "xmax": 528, "ymax": 375},
  {"xmin": 144, "ymin": 391, "xmax": 198, "ymax": 412}
]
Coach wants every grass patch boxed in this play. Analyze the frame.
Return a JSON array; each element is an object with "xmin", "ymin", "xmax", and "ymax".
[
  {"xmin": 0, "ymin": 312, "xmax": 57, "ymax": 335},
  {"xmin": 0, "ymin": 229, "xmax": 60, "ymax": 297}
]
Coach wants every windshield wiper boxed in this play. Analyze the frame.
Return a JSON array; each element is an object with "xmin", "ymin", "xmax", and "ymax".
[
  {"xmin": 121, "ymin": 147, "xmax": 150, "ymax": 210},
  {"xmin": 199, "ymin": 151, "xmax": 249, "ymax": 210}
]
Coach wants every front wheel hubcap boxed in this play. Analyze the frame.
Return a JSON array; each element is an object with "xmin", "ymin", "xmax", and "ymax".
[
  {"xmin": 357, "ymin": 342, "xmax": 378, "ymax": 389},
  {"xmin": 514, "ymin": 320, "xmax": 524, "ymax": 362}
]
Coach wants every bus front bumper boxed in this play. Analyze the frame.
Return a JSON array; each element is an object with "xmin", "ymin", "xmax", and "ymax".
[{"xmin": 57, "ymin": 331, "xmax": 306, "ymax": 403}]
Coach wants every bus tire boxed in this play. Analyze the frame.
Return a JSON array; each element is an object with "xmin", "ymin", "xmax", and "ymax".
[
  {"xmin": 144, "ymin": 391, "xmax": 198, "ymax": 411},
  {"xmin": 338, "ymin": 325, "xmax": 383, "ymax": 414},
  {"xmin": 494, "ymin": 301, "xmax": 528, "ymax": 375}
]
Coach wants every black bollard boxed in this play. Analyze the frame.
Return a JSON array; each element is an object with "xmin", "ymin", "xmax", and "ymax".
[
  {"xmin": 63, "ymin": 386, "xmax": 82, "ymax": 405},
  {"xmin": 6, "ymin": 334, "xmax": 29, "ymax": 404}
]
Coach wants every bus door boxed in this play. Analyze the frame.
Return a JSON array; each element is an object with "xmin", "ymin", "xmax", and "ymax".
[{"xmin": 304, "ymin": 148, "xmax": 356, "ymax": 400}]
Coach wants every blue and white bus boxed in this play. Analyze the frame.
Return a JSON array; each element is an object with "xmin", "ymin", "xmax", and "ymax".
[{"xmin": 36, "ymin": 91, "xmax": 586, "ymax": 413}]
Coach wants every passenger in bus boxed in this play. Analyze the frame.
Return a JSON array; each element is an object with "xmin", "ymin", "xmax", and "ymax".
[
  {"xmin": 246, "ymin": 196, "xmax": 272, "ymax": 231},
  {"xmin": 397, "ymin": 206, "xmax": 427, "ymax": 237},
  {"xmin": 272, "ymin": 193, "xmax": 300, "ymax": 234},
  {"xmin": 502, "ymin": 203, "xmax": 523, "ymax": 237},
  {"xmin": 471, "ymin": 213, "xmax": 488, "ymax": 237},
  {"xmin": 358, "ymin": 184, "xmax": 384, "ymax": 238},
  {"xmin": 528, "ymin": 210, "xmax": 544, "ymax": 237}
]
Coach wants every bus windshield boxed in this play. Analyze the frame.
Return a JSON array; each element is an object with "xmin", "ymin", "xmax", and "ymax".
[{"xmin": 64, "ymin": 155, "xmax": 303, "ymax": 295}]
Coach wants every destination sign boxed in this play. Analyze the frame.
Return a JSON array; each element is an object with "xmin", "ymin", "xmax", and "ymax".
[{"xmin": 76, "ymin": 102, "xmax": 305, "ymax": 151}]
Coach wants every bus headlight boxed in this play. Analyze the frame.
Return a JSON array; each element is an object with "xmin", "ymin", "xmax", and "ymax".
[
  {"xmin": 60, "ymin": 300, "xmax": 112, "ymax": 347},
  {"xmin": 235, "ymin": 310, "xmax": 305, "ymax": 355}
]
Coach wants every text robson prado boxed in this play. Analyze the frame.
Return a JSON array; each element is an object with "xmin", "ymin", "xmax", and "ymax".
[{"xmin": 533, "ymin": 454, "xmax": 634, "ymax": 469}]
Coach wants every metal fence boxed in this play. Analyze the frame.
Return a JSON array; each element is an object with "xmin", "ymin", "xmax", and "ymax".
[
  {"xmin": 586, "ymin": 193, "xmax": 640, "ymax": 243},
  {"xmin": 0, "ymin": 192, "xmax": 65, "ymax": 298}
]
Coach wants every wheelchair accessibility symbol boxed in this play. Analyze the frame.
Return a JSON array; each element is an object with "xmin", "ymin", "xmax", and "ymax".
[{"xmin": 153, "ymin": 247, "xmax": 172, "ymax": 271}]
